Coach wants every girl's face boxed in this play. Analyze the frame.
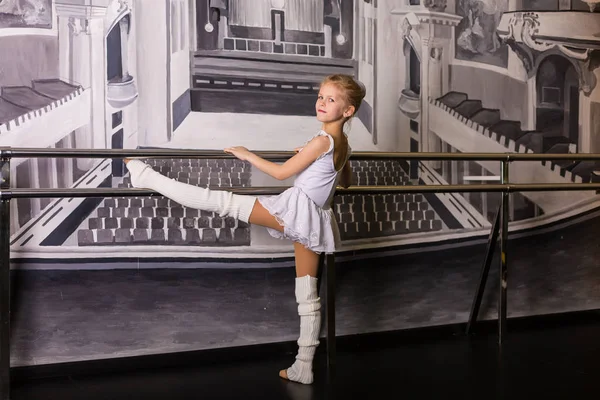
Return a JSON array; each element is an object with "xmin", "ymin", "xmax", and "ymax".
[{"xmin": 315, "ymin": 83, "xmax": 354, "ymax": 124}]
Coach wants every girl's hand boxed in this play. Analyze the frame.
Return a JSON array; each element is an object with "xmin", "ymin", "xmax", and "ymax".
[{"xmin": 224, "ymin": 146, "xmax": 253, "ymax": 161}]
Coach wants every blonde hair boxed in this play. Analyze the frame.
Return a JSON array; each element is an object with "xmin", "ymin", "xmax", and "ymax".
[{"xmin": 320, "ymin": 74, "xmax": 366, "ymax": 119}]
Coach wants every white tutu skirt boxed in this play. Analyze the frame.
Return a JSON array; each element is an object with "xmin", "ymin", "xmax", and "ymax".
[{"xmin": 258, "ymin": 187, "xmax": 341, "ymax": 254}]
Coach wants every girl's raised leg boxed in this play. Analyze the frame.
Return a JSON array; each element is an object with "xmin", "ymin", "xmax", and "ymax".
[
  {"xmin": 247, "ymin": 201, "xmax": 285, "ymax": 232},
  {"xmin": 279, "ymin": 242, "xmax": 321, "ymax": 384},
  {"xmin": 125, "ymin": 159, "xmax": 257, "ymax": 222}
]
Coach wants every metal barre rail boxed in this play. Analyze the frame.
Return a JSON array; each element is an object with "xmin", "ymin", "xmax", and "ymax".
[
  {"xmin": 3, "ymin": 146, "xmax": 600, "ymax": 161},
  {"xmin": 2, "ymin": 148, "xmax": 600, "ymax": 400},
  {"xmin": 1, "ymin": 183, "xmax": 600, "ymax": 200}
]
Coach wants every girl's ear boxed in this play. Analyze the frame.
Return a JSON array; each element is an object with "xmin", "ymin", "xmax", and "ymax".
[{"xmin": 344, "ymin": 105, "xmax": 356, "ymax": 118}]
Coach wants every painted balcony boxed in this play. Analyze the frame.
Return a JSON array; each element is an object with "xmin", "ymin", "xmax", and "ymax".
[
  {"xmin": 107, "ymin": 74, "xmax": 138, "ymax": 109},
  {"xmin": 0, "ymin": 79, "xmax": 90, "ymax": 149},
  {"xmin": 398, "ymin": 88, "xmax": 420, "ymax": 120},
  {"xmin": 497, "ymin": 11, "xmax": 600, "ymax": 51},
  {"xmin": 497, "ymin": 11, "xmax": 600, "ymax": 95}
]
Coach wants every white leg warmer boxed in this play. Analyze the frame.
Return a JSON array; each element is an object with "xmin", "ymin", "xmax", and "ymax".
[
  {"xmin": 125, "ymin": 159, "xmax": 257, "ymax": 223},
  {"xmin": 286, "ymin": 275, "xmax": 321, "ymax": 384}
]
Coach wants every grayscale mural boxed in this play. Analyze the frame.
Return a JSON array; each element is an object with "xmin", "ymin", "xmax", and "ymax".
[
  {"xmin": 0, "ymin": 0, "xmax": 53, "ymax": 28},
  {"xmin": 455, "ymin": 0, "xmax": 509, "ymax": 67},
  {"xmin": 1, "ymin": 0, "xmax": 600, "ymax": 368}
]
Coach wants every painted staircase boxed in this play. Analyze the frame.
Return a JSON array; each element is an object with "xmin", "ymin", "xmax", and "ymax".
[{"xmin": 430, "ymin": 93, "xmax": 599, "ymax": 214}]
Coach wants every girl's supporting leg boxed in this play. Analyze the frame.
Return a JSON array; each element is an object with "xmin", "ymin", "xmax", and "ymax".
[
  {"xmin": 279, "ymin": 242, "xmax": 321, "ymax": 384},
  {"xmin": 242, "ymin": 199, "xmax": 322, "ymax": 385}
]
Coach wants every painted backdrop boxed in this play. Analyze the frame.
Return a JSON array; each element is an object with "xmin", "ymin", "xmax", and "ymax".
[{"xmin": 1, "ymin": 0, "xmax": 599, "ymax": 366}]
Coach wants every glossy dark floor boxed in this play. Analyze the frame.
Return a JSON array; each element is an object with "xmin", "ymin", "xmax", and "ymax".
[{"xmin": 11, "ymin": 311, "xmax": 600, "ymax": 400}]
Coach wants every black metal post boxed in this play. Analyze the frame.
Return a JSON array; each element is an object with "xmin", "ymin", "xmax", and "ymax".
[
  {"xmin": 0, "ymin": 153, "xmax": 10, "ymax": 400},
  {"xmin": 325, "ymin": 254, "xmax": 336, "ymax": 372},
  {"xmin": 466, "ymin": 205, "xmax": 501, "ymax": 335},
  {"xmin": 499, "ymin": 161, "xmax": 510, "ymax": 344},
  {"xmin": 316, "ymin": 254, "xmax": 325, "ymax": 296}
]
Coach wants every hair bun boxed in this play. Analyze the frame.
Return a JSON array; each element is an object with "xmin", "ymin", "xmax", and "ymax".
[
  {"xmin": 354, "ymin": 78, "xmax": 367, "ymax": 98},
  {"xmin": 355, "ymin": 78, "xmax": 366, "ymax": 92}
]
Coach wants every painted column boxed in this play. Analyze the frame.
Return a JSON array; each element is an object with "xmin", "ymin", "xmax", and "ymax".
[
  {"xmin": 580, "ymin": 68, "xmax": 600, "ymax": 153},
  {"xmin": 505, "ymin": 0, "xmax": 531, "ymax": 129},
  {"xmin": 58, "ymin": 134, "xmax": 74, "ymax": 189},
  {"xmin": 58, "ymin": 16, "xmax": 71, "ymax": 88},
  {"xmin": 428, "ymin": 42, "xmax": 444, "ymax": 101},
  {"xmin": 89, "ymin": 18, "xmax": 108, "ymax": 153},
  {"xmin": 122, "ymin": 2, "xmax": 140, "ymax": 150},
  {"xmin": 524, "ymin": 76, "xmax": 537, "ymax": 131},
  {"xmin": 29, "ymin": 159, "xmax": 41, "ymax": 218},
  {"xmin": 421, "ymin": 32, "xmax": 455, "ymax": 156},
  {"xmin": 134, "ymin": 0, "xmax": 169, "ymax": 146},
  {"xmin": 591, "ymin": 67, "xmax": 600, "ymax": 154},
  {"xmin": 420, "ymin": 36, "xmax": 431, "ymax": 153},
  {"xmin": 508, "ymin": 0, "xmax": 523, "ymax": 11},
  {"xmin": 69, "ymin": 17, "xmax": 95, "ymax": 170},
  {"xmin": 56, "ymin": 3, "xmax": 108, "ymax": 170},
  {"xmin": 120, "ymin": 17, "xmax": 131, "ymax": 79},
  {"xmin": 428, "ymin": 40, "xmax": 444, "ymax": 167},
  {"xmin": 559, "ymin": 0, "xmax": 573, "ymax": 10}
]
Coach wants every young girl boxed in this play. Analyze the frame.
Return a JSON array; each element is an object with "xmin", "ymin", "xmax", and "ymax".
[{"xmin": 124, "ymin": 74, "xmax": 366, "ymax": 384}]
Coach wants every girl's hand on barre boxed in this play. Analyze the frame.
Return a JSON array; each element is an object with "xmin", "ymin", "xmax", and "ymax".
[{"xmin": 224, "ymin": 146, "xmax": 253, "ymax": 161}]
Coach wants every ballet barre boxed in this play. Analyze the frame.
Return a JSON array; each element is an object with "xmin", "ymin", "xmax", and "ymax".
[
  {"xmin": 2, "ymin": 147, "xmax": 600, "ymax": 400},
  {"xmin": 4, "ymin": 147, "xmax": 600, "ymax": 161}
]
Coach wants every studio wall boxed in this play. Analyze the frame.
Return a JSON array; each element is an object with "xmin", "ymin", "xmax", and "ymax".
[{"xmin": 1, "ymin": 0, "xmax": 600, "ymax": 367}]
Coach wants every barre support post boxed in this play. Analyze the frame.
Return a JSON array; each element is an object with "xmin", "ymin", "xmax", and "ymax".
[
  {"xmin": 499, "ymin": 160, "xmax": 510, "ymax": 344},
  {"xmin": 466, "ymin": 204, "xmax": 501, "ymax": 335},
  {"xmin": 325, "ymin": 254, "xmax": 336, "ymax": 374},
  {"xmin": 0, "ymin": 153, "xmax": 10, "ymax": 400}
]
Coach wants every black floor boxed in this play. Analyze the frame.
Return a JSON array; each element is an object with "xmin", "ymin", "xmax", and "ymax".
[{"xmin": 11, "ymin": 311, "xmax": 600, "ymax": 400}]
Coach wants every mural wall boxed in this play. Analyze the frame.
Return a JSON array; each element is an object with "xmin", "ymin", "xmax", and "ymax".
[
  {"xmin": 0, "ymin": 0, "xmax": 53, "ymax": 28},
  {"xmin": 455, "ymin": 0, "xmax": 509, "ymax": 67},
  {"xmin": 1, "ymin": 0, "xmax": 600, "ymax": 367}
]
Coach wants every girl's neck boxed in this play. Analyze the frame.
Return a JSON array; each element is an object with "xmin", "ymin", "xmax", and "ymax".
[{"xmin": 321, "ymin": 121, "xmax": 345, "ymax": 138}]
